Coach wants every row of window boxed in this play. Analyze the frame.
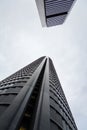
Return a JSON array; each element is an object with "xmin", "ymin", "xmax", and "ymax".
[
  {"xmin": 49, "ymin": 73, "xmax": 68, "ymax": 107},
  {"xmin": 49, "ymin": 69, "xmax": 77, "ymax": 129},
  {"xmin": 0, "ymin": 79, "xmax": 27, "ymax": 87},
  {"xmin": 0, "ymin": 58, "xmax": 42, "ymax": 86},
  {"xmin": 0, "ymin": 85, "xmax": 24, "ymax": 116},
  {"xmin": 50, "ymin": 89, "xmax": 75, "ymax": 127},
  {"xmin": 0, "ymin": 94, "xmax": 16, "ymax": 103},
  {"xmin": 50, "ymin": 119, "xmax": 62, "ymax": 130},
  {"xmin": 49, "ymin": 81, "xmax": 74, "ymax": 120},
  {"xmin": 50, "ymin": 107, "xmax": 73, "ymax": 130},
  {"xmin": 0, "ymin": 81, "xmax": 27, "ymax": 89},
  {"xmin": 0, "ymin": 86, "xmax": 22, "ymax": 95},
  {"xmin": 50, "ymin": 96, "xmax": 76, "ymax": 130},
  {"xmin": 49, "ymin": 85, "xmax": 70, "ymax": 115}
]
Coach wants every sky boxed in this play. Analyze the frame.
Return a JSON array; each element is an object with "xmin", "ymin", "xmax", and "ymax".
[{"xmin": 0, "ymin": 0, "xmax": 87, "ymax": 130}]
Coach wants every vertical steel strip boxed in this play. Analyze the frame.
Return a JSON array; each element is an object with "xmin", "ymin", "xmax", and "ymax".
[{"xmin": 36, "ymin": 57, "xmax": 50, "ymax": 130}]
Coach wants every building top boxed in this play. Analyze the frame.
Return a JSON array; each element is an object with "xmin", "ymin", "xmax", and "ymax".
[{"xmin": 35, "ymin": 0, "xmax": 76, "ymax": 27}]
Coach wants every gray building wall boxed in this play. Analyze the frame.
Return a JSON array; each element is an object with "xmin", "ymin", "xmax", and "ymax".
[{"xmin": 0, "ymin": 57, "xmax": 78, "ymax": 130}]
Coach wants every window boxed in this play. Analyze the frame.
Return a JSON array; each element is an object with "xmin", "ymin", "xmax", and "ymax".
[{"xmin": 50, "ymin": 120, "xmax": 58, "ymax": 130}]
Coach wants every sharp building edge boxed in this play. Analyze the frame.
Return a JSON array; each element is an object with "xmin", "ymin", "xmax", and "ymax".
[
  {"xmin": 0, "ymin": 57, "xmax": 78, "ymax": 130},
  {"xmin": 35, "ymin": 0, "xmax": 76, "ymax": 27}
]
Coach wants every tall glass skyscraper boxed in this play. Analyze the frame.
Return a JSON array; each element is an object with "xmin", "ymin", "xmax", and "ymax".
[
  {"xmin": 35, "ymin": 0, "xmax": 76, "ymax": 27},
  {"xmin": 0, "ymin": 57, "xmax": 78, "ymax": 130}
]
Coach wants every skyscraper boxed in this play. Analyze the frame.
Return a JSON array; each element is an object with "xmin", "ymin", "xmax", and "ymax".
[
  {"xmin": 35, "ymin": 0, "xmax": 76, "ymax": 27},
  {"xmin": 0, "ymin": 57, "xmax": 78, "ymax": 130}
]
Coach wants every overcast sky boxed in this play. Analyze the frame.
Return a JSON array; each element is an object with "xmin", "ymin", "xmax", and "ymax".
[{"xmin": 0, "ymin": 0, "xmax": 87, "ymax": 130}]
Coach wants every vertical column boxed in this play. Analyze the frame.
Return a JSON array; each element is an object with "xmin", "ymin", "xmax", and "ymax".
[
  {"xmin": 33, "ymin": 57, "xmax": 50, "ymax": 130},
  {"xmin": 38, "ymin": 58, "xmax": 50, "ymax": 130}
]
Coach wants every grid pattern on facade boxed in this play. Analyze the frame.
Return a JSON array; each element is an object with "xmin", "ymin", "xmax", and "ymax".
[
  {"xmin": 45, "ymin": 0, "xmax": 75, "ymax": 27},
  {"xmin": 46, "ymin": 14, "xmax": 67, "ymax": 27},
  {"xmin": 0, "ymin": 57, "xmax": 78, "ymax": 130},
  {"xmin": 45, "ymin": 0, "xmax": 74, "ymax": 16},
  {"xmin": 0, "ymin": 57, "xmax": 44, "ymax": 87},
  {"xmin": 35, "ymin": 0, "xmax": 76, "ymax": 27},
  {"xmin": 0, "ymin": 57, "xmax": 44, "ymax": 116},
  {"xmin": 49, "ymin": 59, "xmax": 77, "ymax": 130}
]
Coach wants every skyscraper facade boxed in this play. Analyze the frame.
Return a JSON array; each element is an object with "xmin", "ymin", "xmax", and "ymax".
[
  {"xmin": 35, "ymin": 0, "xmax": 76, "ymax": 27},
  {"xmin": 0, "ymin": 57, "xmax": 78, "ymax": 130}
]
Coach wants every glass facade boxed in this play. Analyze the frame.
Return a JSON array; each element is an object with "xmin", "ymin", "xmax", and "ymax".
[
  {"xmin": 0, "ymin": 57, "xmax": 77, "ymax": 130},
  {"xmin": 35, "ymin": 0, "xmax": 76, "ymax": 27}
]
